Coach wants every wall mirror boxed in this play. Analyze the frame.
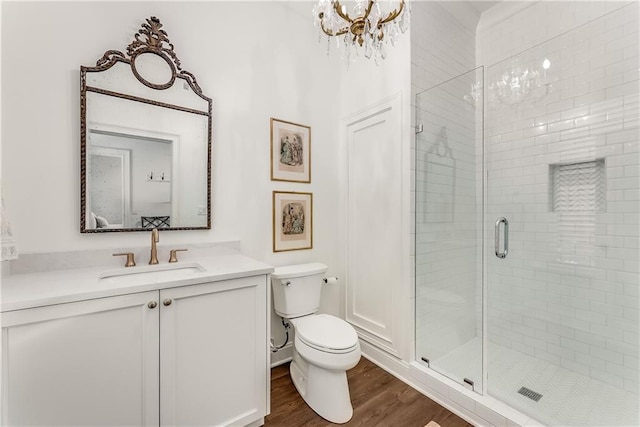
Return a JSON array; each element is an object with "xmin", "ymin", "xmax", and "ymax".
[{"xmin": 80, "ymin": 16, "xmax": 211, "ymax": 232}]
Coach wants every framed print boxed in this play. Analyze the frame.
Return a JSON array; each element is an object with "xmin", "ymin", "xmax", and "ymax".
[
  {"xmin": 273, "ymin": 191, "xmax": 313, "ymax": 252},
  {"xmin": 270, "ymin": 118, "xmax": 311, "ymax": 183}
]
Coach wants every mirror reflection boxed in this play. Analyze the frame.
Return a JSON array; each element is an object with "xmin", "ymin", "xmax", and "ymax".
[
  {"xmin": 88, "ymin": 128, "xmax": 175, "ymax": 229},
  {"xmin": 80, "ymin": 16, "xmax": 211, "ymax": 232}
]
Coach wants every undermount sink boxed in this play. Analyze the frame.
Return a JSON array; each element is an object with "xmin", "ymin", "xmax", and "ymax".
[{"xmin": 99, "ymin": 262, "xmax": 206, "ymax": 285}]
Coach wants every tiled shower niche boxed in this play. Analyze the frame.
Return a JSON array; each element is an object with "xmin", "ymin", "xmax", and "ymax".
[{"xmin": 550, "ymin": 159, "xmax": 606, "ymax": 213}]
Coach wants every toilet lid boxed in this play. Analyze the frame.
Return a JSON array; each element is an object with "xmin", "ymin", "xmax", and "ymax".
[{"xmin": 292, "ymin": 314, "xmax": 358, "ymax": 351}]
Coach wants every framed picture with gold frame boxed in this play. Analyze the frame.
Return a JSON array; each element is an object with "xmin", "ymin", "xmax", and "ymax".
[
  {"xmin": 270, "ymin": 118, "xmax": 311, "ymax": 183},
  {"xmin": 272, "ymin": 191, "xmax": 313, "ymax": 252}
]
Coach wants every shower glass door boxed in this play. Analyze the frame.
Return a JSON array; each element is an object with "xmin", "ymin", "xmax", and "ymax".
[
  {"xmin": 485, "ymin": 4, "xmax": 639, "ymax": 425},
  {"xmin": 415, "ymin": 67, "xmax": 484, "ymax": 392}
]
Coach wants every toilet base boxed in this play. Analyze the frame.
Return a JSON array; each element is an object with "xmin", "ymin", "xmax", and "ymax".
[{"xmin": 290, "ymin": 350, "xmax": 354, "ymax": 424}]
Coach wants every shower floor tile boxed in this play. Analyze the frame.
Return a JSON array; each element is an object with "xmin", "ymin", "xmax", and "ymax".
[
  {"xmin": 431, "ymin": 338, "xmax": 639, "ymax": 426},
  {"xmin": 429, "ymin": 338, "xmax": 483, "ymax": 388}
]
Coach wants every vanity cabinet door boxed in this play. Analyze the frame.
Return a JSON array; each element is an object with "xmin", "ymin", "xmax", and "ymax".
[
  {"xmin": 159, "ymin": 276, "xmax": 268, "ymax": 427},
  {"xmin": 1, "ymin": 292, "xmax": 160, "ymax": 426}
]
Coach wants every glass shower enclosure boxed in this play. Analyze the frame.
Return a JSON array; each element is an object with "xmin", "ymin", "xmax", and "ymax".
[
  {"xmin": 415, "ymin": 66, "xmax": 484, "ymax": 393},
  {"xmin": 415, "ymin": 4, "xmax": 639, "ymax": 426}
]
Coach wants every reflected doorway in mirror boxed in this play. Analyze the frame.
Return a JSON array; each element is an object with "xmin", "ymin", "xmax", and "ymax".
[{"xmin": 86, "ymin": 125, "xmax": 181, "ymax": 231}]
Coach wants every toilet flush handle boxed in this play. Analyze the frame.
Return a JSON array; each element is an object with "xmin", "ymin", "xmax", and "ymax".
[{"xmin": 283, "ymin": 281, "xmax": 291, "ymax": 287}]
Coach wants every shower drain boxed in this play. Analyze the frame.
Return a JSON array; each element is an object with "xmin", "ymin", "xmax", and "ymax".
[{"xmin": 518, "ymin": 386, "xmax": 543, "ymax": 402}]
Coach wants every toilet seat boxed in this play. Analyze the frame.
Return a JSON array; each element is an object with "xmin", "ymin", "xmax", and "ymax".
[
  {"xmin": 290, "ymin": 314, "xmax": 358, "ymax": 354},
  {"xmin": 298, "ymin": 335, "xmax": 359, "ymax": 354}
]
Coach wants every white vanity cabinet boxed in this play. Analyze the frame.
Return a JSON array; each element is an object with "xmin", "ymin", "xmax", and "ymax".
[
  {"xmin": 1, "ymin": 291, "xmax": 161, "ymax": 426},
  {"xmin": 1, "ymin": 274, "xmax": 269, "ymax": 427},
  {"xmin": 159, "ymin": 276, "xmax": 268, "ymax": 427}
]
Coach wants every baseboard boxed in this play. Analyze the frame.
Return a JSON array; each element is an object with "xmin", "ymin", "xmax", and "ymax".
[{"xmin": 270, "ymin": 343, "xmax": 293, "ymax": 368}]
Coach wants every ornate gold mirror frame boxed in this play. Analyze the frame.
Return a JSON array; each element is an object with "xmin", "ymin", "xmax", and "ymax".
[{"xmin": 80, "ymin": 16, "xmax": 212, "ymax": 233}]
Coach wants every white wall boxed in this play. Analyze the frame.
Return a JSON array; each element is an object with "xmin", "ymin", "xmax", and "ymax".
[
  {"xmin": 1, "ymin": 0, "xmax": 343, "ymax": 263},
  {"xmin": 1, "ymin": 1, "xmax": 346, "ymax": 352},
  {"xmin": 336, "ymin": 13, "xmax": 412, "ymax": 360}
]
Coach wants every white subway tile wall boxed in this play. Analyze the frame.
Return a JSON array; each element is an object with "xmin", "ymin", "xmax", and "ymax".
[{"xmin": 480, "ymin": 0, "xmax": 639, "ymax": 400}]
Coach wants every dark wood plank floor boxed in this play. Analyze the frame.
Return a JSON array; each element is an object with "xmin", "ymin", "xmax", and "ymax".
[{"xmin": 266, "ymin": 357, "xmax": 474, "ymax": 427}]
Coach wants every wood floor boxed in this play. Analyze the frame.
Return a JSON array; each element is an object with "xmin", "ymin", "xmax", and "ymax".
[{"xmin": 265, "ymin": 357, "xmax": 474, "ymax": 427}]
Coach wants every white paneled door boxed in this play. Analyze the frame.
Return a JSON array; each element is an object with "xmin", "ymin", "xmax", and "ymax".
[{"xmin": 343, "ymin": 94, "xmax": 403, "ymax": 357}]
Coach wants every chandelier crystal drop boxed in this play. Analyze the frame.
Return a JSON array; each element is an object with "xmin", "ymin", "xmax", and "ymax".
[{"xmin": 313, "ymin": 0, "xmax": 409, "ymax": 65}]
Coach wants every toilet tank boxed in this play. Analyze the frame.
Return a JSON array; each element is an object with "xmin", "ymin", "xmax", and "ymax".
[{"xmin": 271, "ymin": 263, "xmax": 328, "ymax": 318}]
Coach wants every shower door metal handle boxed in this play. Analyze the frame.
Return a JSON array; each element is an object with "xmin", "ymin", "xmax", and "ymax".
[{"xmin": 495, "ymin": 217, "xmax": 509, "ymax": 259}]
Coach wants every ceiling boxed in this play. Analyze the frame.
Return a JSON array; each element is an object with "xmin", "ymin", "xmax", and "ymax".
[{"xmin": 466, "ymin": 1, "xmax": 501, "ymax": 15}]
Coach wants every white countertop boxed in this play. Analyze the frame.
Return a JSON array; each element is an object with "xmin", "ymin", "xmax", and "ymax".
[{"xmin": 1, "ymin": 246, "xmax": 273, "ymax": 312}]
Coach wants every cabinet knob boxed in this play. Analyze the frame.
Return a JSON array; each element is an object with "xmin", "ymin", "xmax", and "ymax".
[
  {"xmin": 163, "ymin": 298, "xmax": 173, "ymax": 306},
  {"xmin": 148, "ymin": 301, "xmax": 158, "ymax": 309}
]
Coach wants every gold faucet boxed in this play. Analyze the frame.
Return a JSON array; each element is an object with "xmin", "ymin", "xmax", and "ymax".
[
  {"xmin": 149, "ymin": 228, "xmax": 159, "ymax": 265},
  {"xmin": 113, "ymin": 252, "xmax": 136, "ymax": 267}
]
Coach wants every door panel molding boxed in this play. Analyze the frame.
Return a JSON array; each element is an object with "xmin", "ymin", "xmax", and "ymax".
[{"xmin": 341, "ymin": 94, "xmax": 403, "ymax": 358}]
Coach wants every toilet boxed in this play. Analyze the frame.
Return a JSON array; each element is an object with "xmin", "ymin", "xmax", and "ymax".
[{"xmin": 271, "ymin": 263, "xmax": 361, "ymax": 424}]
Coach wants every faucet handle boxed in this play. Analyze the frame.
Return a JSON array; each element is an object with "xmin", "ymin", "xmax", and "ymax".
[
  {"xmin": 168, "ymin": 248, "xmax": 188, "ymax": 263},
  {"xmin": 113, "ymin": 252, "xmax": 136, "ymax": 267}
]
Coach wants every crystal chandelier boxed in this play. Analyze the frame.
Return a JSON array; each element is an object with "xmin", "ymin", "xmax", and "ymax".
[
  {"xmin": 464, "ymin": 58, "xmax": 551, "ymax": 109},
  {"xmin": 313, "ymin": 0, "xmax": 409, "ymax": 64}
]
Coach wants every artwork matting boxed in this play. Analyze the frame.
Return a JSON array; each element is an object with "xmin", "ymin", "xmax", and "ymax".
[
  {"xmin": 272, "ymin": 191, "xmax": 313, "ymax": 252},
  {"xmin": 270, "ymin": 118, "xmax": 311, "ymax": 183}
]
